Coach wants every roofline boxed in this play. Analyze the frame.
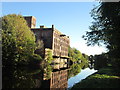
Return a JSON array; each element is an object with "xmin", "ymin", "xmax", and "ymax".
[{"xmin": 23, "ymin": 16, "xmax": 36, "ymax": 19}]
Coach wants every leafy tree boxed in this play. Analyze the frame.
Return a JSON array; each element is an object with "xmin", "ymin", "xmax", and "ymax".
[
  {"xmin": 94, "ymin": 53, "xmax": 109, "ymax": 70},
  {"xmin": 28, "ymin": 54, "xmax": 42, "ymax": 68},
  {"xmin": 83, "ymin": 2, "xmax": 120, "ymax": 68},
  {"xmin": 43, "ymin": 65, "xmax": 53, "ymax": 80},
  {"xmin": 2, "ymin": 14, "xmax": 36, "ymax": 66},
  {"xmin": 35, "ymin": 39, "xmax": 44, "ymax": 58},
  {"xmin": 43, "ymin": 49, "xmax": 53, "ymax": 80},
  {"xmin": 68, "ymin": 47, "xmax": 75, "ymax": 62},
  {"xmin": 68, "ymin": 47, "xmax": 88, "ymax": 63},
  {"xmin": 68, "ymin": 47, "xmax": 89, "ymax": 78},
  {"xmin": 44, "ymin": 48, "xmax": 53, "ymax": 64},
  {"xmin": 88, "ymin": 55, "xmax": 94, "ymax": 69}
]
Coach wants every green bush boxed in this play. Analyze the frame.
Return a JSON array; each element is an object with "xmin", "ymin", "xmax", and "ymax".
[
  {"xmin": 28, "ymin": 54, "xmax": 42, "ymax": 67},
  {"xmin": 2, "ymin": 14, "xmax": 36, "ymax": 66}
]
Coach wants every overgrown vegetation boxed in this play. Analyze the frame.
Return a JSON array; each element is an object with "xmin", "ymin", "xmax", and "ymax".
[
  {"xmin": 83, "ymin": 2, "xmax": 120, "ymax": 70},
  {"xmin": 68, "ymin": 47, "xmax": 89, "ymax": 78},
  {"xmin": 72, "ymin": 2, "xmax": 120, "ymax": 89},
  {"xmin": 71, "ymin": 68, "xmax": 120, "ymax": 89},
  {"xmin": 2, "ymin": 14, "xmax": 42, "ymax": 67},
  {"xmin": 2, "ymin": 14, "xmax": 43, "ymax": 88},
  {"xmin": 44, "ymin": 49, "xmax": 53, "ymax": 64},
  {"xmin": 43, "ymin": 49, "xmax": 53, "ymax": 80},
  {"xmin": 68, "ymin": 47, "xmax": 88, "ymax": 64}
]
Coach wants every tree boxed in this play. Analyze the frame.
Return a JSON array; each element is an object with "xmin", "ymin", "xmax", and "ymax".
[
  {"xmin": 94, "ymin": 53, "xmax": 108, "ymax": 70},
  {"xmin": 83, "ymin": 2, "xmax": 120, "ymax": 68},
  {"xmin": 88, "ymin": 55, "xmax": 94, "ymax": 69},
  {"xmin": 68, "ymin": 47, "xmax": 83, "ymax": 62},
  {"xmin": 2, "ymin": 14, "xmax": 36, "ymax": 66},
  {"xmin": 44, "ymin": 48, "xmax": 53, "ymax": 64},
  {"xmin": 68, "ymin": 47, "xmax": 89, "ymax": 68},
  {"xmin": 34, "ymin": 39, "xmax": 44, "ymax": 58}
]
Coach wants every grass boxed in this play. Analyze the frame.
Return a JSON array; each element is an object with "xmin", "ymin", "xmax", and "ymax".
[{"xmin": 71, "ymin": 67, "xmax": 120, "ymax": 89}]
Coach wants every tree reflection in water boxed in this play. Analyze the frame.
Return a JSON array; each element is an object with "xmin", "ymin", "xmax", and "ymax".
[
  {"xmin": 2, "ymin": 66, "xmax": 43, "ymax": 88},
  {"xmin": 2, "ymin": 61, "xmax": 89, "ymax": 89},
  {"xmin": 68, "ymin": 62, "xmax": 89, "ymax": 79},
  {"xmin": 2, "ymin": 63, "xmax": 68, "ymax": 89}
]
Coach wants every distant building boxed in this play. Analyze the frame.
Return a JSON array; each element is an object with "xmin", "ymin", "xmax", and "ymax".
[{"xmin": 24, "ymin": 16, "xmax": 70, "ymax": 67}]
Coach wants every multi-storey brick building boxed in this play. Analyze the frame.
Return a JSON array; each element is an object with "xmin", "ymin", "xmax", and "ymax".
[{"xmin": 24, "ymin": 16, "xmax": 70, "ymax": 66}]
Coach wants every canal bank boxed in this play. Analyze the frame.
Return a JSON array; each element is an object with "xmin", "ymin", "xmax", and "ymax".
[
  {"xmin": 71, "ymin": 67, "xmax": 120, "ymax": 89},
  {"xmin": 68, "ymin": 68, "xmax": 97, "ymax": 88}
]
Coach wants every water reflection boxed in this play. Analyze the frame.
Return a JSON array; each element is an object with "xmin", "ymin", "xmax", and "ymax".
[
  {"xmin": 2, "ymin": 63, "xmax": 69, "ymax": 89},
  {"xmin": 68, "ymin": 62, "xmax": 89, "ymax": 79},
  {"xmin": 42, "ymin": 69, "xmax": 68, "ymax": 89},
  {"xmin": 2, "ymin": 61, "xmax": 89, "ymax": 89},
  {"xmin": 68, "ymin": 68, "xmax": 97, "ymax": 88},
  {"xmin": 2, "ymin": 66, "xmax": 42, "ymax": 88},
  {"xmin": 42, "ymin": 62, "xmax": 69, "ymax": 89}
]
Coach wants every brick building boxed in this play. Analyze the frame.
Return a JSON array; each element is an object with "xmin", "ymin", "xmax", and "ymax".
[
  {"xmin": 24, "ymin": 16, "xmax": 36, "ymax": 28},
  {"xmin": 24, "ymin": 16, "xmax": 70, "ymax": 65}
]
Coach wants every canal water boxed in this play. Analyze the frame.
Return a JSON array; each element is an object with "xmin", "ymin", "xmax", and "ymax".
[
  {"xmin": 68, "ymin": 68, "xmax": 97, "ymax": 88},
  {"xmin": 2, "ymin": 62, "xmax": 97, "ymax": 89}
]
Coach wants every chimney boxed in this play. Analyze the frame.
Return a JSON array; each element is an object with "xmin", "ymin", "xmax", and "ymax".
[
  {"xmin": 52, "ymin": 24, "xmax": 54, "ymax": 29},
  {"xmin": 40, "ymin": 25, "xmax": 47, "ymax": 28}
]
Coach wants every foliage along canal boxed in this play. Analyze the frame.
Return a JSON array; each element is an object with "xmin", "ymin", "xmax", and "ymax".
[{"xmin": 3, "ymin": 58, "xmax": 96, "ymax": 89}]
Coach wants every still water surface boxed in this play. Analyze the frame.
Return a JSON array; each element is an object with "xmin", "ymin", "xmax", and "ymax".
[
  {"xmin": 3, "ymin": 63, "xmax": 96, "ymax": 89},
  {"xmin": 68, "ymin": 68, "xmax": 97, "ymax": 88}
]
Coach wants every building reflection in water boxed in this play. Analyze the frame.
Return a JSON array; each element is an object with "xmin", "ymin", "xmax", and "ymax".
[
  {"xmin": 43, "ymin": 69, "xmax": 68, "ymax": 89},
  {"xmin": 42, "ymin": 63, "xmax": 69, "ymax": 89},
  {"xmin": 3, "ymin": 60, "xmax": 89, "ymax": 89},
  {"xmin": 2, "ymin": 63, "xmax": 69, "ymax": 89}
]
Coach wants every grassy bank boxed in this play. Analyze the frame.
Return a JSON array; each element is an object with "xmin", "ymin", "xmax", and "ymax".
[{"xmin": 71, "ymin": 67, "xmax": 120, "ymax": 89}]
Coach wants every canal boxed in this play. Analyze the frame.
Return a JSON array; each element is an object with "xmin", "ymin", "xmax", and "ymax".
[
  {"xmin": 2, "ymin": 62, "xmax": 97, "ymax": 89},
  {"xmin": 68, "ymin": 68, "xmax": 97, "ymax": 88}
]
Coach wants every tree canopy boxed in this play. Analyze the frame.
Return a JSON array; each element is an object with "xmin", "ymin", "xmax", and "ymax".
[
  {"xmin": 83, "ymin": 2, "xmax": 120, "ymax": 68},
  {"xmin": 68, "ymin": 47, "xmax": 88, "ymax": 64},
  {"xmin": 2, "ymin": 14, "xmax": 38, "ymax": 66}
]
